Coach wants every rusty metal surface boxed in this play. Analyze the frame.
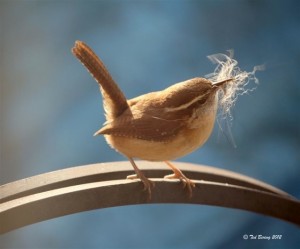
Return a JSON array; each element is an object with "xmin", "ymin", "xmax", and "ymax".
[{"xmin": 1, "ymin": 161, "xmax": 299, "ymax": 234}]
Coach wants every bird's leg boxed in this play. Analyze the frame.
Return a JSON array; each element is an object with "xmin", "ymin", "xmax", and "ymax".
[
  {"xmin": 127, "ymin": 157, "xmax": 154, "ymax": 200},
  {"xmin": 164, "ymin": 161, "xmax": 195, "ymax": 198}
]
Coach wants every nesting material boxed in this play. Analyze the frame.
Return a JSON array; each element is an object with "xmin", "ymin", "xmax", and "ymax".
[{"xmin": 207, "ymin": 50, "xmax": 264, "ymax": 119}]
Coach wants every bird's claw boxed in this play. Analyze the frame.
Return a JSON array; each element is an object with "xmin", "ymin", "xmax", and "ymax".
[
  {"xmin": 127, "ymin": 174, "xmax": 154, "ymax": 200},
  {"xmin": 164, "ymin": 173, "xmax": 195, "ymax": 198}
]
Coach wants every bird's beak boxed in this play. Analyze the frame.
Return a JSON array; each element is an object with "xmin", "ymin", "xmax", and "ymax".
[{"xmin": 213, "ymin": 78, "xmax": 234, "ymax": 87}]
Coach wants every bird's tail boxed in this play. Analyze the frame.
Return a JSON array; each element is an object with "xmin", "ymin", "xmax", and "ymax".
[{"xmin": 72, "ymin": 41, "xmax": 129, "ymax": 121}]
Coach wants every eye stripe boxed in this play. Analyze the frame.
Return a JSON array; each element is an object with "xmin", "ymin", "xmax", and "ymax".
[{"xmin": 164, "ymin": 93, "xmax": 208, "ymax": 112}]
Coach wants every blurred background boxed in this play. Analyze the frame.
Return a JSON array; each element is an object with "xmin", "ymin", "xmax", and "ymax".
[{"xmin": 1, "ymin": 0, "xmax": 299, "ymax": 248}]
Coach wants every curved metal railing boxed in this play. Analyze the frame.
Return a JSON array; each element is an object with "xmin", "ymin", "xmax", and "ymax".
[{"xmin": 1, "ymin": 161, "xmax": 299, "ymax": 234}]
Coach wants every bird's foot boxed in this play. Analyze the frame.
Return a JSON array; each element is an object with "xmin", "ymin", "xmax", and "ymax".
[
  {"xmin": 164, "ymin": 161, "xmax": 195, "ymax": 198},
  {"xmin": 127, "ymin": 173, "xmax": 154, "ymax": 200},
  {"xmin": 127, "ymin": 157, "xmax": 155, "ymax": 200}
]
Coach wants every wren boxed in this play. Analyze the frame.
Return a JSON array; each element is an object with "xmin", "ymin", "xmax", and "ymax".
[{"xmin": 72, "ymin": 41, "xmax": 251, "ymax": 199}]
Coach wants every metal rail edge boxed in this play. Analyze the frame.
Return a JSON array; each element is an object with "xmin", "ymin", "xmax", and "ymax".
[{"xmin": 1, "ymin": 161, "xmax": 299, "ymax": 234}]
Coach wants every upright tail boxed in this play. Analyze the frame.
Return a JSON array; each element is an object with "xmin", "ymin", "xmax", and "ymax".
[{"xmin": 72, "ymin": 41, "xmax": 129, "ymax": 120}]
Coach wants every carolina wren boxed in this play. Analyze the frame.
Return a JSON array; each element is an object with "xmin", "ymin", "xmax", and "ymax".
[{"xmin": 72, "ymin": 41, "xmax": 233, "ymax": 199}]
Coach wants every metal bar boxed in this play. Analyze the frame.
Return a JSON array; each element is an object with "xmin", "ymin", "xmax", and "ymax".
[
  {"xmin": 0, "ymin": 161, "xmax": 293, "ymax": 203},
  {"xmin": 1, "ymin": 161, "xmax": 299, "ymax": 234}
]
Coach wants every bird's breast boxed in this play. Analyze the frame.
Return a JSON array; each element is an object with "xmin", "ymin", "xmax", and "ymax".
[{"xmin": 104, "ymin": 104, "xmax": 217, "ymax": 161}]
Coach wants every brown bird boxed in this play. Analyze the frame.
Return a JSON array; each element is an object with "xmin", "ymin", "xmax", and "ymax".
[{"xmin": 72, "ymin": 41, "xmax": 233, "ymax": 199}]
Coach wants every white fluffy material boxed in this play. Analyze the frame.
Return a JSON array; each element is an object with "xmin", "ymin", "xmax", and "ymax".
[{"xmin": 207, "ymin": 50, "xmax": 264, "ymax": 119}]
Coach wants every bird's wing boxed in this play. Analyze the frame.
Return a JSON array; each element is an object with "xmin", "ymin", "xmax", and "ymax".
[{"xmin": 94, "ymin": 113, "xmax": 185, "ymax": 142}]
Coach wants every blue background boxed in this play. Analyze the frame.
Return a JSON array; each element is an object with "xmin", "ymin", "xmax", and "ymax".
[{"xmin": 1, "ymin": 0, "xmax": 299, "ymax": 248}]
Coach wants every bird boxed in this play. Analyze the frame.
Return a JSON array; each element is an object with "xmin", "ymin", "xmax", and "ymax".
[{"xmin": 72, "ymin": 40, "xmax": 233, "ymax": 199}]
